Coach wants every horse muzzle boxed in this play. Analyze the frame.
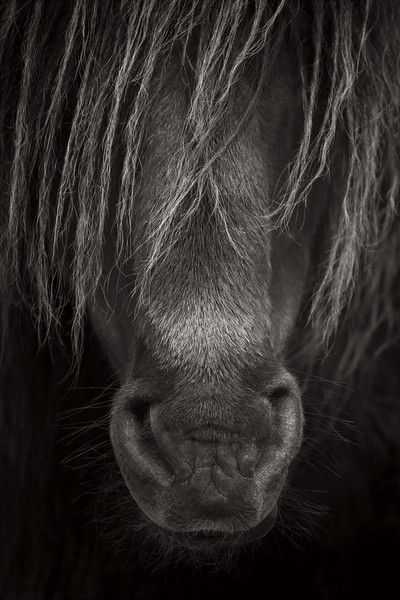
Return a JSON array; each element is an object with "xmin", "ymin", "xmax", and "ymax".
[{"xmin": 110, "ymin": 369, "xmax": 303, "ymax": 543}]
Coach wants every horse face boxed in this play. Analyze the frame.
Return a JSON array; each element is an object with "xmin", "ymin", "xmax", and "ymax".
[{"xmin": 87, "ymin": 53, "xmax": 326, "ymax": 545}]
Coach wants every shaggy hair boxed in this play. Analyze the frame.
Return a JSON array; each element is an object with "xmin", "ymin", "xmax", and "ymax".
[
  {"xmin": 0, "ymin": 0, "xmax": 399, "ymax": 375},
  {"xmin": 0, "ymin": 4, "xmax": 399, "ymax": 596}
]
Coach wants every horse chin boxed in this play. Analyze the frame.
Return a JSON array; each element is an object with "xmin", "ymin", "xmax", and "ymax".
[{"xmin": 140, "ymin": 506, "xmax": 278, "ymax": 557}]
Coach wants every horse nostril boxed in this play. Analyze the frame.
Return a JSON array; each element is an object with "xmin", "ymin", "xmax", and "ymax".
[
  {"xmin": 267, "ymin": 386, "xmax": 290, "ymax": 402},
  {"xmin": 261, "ymin": 371, "xmax": 298, "ymax": 405},
  {"xmin": 131, "ymin": 400, "xmax": 150, "ymax": 428},
  {"xmin": 111, "ymin": 396, "xmax": 175, "ymax": 490},
  {"xmin": 128, "ymin": 397, "xmax": 156, "ymax": 439}
]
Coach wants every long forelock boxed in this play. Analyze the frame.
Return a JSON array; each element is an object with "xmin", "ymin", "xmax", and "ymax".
[{"xmin": 0, "ymin": 0, "xmax": 399, "ymax": 376}]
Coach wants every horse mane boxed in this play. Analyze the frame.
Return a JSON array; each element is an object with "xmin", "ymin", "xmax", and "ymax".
[{"xmin": 0, "ymin": 0, "xmax": 398, "ymax": 378}]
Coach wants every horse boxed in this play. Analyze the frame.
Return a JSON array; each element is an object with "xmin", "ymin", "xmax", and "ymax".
[{"xmin": 1, "ymin": 0, "xmax": 399, "ymax": 597}]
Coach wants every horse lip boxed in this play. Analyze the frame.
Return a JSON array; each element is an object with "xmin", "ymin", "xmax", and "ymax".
[
  {"xmin": 151, "ymin": 505, "xmax": 278, "ymax": 549},
  {"xmin": 194, "ymin": 505, "xmax": 277, "ymax": 544}
]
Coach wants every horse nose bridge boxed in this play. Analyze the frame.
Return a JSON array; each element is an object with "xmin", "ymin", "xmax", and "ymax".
[
  {"xmin": 141, "ymin": 289, "xmax": 273, "ymax": 375},
  {"xmin": 134, "ymin": 313, "xmax": 278, "ymax": 394}
]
